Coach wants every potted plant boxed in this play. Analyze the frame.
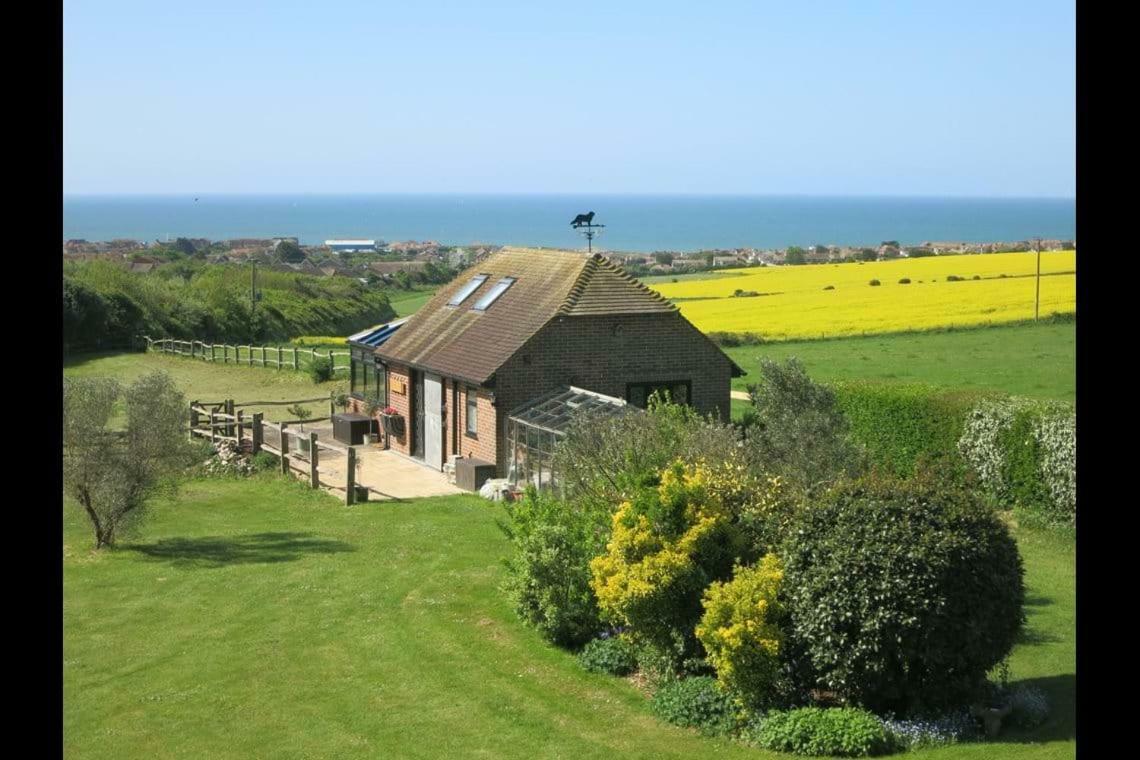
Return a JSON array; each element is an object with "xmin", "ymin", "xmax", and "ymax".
[
  {"xmin": 287, "ymin": 404, "xmax": 314, "ymax": 453},
  {"xmin": 365, "ymin": 400, "xmax": 384, "ymax": 444},
  {"xmin": 381, "ymin": 406, "xmax": 403, "ymax": 437}
]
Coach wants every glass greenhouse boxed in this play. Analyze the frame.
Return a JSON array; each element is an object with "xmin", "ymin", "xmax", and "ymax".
[{"xmin": 506, "ymin": 386, "xmax": 631, "ymax": 491}]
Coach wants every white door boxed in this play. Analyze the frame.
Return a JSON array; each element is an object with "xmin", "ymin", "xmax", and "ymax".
[{"xmin": 424, "ymin": 373, "xmax": 443, "ymax": 470}]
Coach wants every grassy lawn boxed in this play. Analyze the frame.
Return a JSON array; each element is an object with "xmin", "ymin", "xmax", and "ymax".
[
  {"xmin": 727, "ymin": 322, "xmax": 1075, "ymax": 402},
  {"xmin": 64, "ymin": 477, "xmax": 1074, "ymax": 759},
  {"xmin": 64, "ymin": 351, "xmax": 344, "ymax": 423}
]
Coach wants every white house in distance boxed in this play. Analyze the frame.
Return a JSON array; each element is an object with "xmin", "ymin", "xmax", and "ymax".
[{"xmin": 325, "ymin": 239, "xmax": 377, "ymax": 253}]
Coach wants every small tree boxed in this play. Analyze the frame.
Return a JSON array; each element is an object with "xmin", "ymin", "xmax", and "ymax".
[
  {"xmin": 277, "ymin": 240, "xmax": 305, "ymax": 263},
  {"xmin": 287, "ymin": 404, "xmax": 313, "ymax": 432},
  {"xmin": 63, "ymin": 372, "xmax": 191, "ymax": 549},
  {"xmin": 746, "ymin": 358, "xmax": 863, "ymax": 495},
  {"xmin": 785, "ymin": 247, "xmax": 806, "ymax": 265}
]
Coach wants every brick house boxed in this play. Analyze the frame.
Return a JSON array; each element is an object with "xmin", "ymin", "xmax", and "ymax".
[{"xmin": 345, "ymin": 247, "xmax": 742, "ymax": 476}]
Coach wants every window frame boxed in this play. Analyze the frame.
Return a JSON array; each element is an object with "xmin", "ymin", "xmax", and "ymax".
[
  {"xmin": 624, "ymin": 379, "xmax": 693, "ymax": 409},
  {"xmin": 465, "ymin": 386, "xmax": 479, "ymax": 437},
  {"xmin": 471, "ymin": 277, "xmax": 516, "ymax": 312},
  {"xmin": 447, "ymin": 274, "xmax": 489, "ymax": 307}
]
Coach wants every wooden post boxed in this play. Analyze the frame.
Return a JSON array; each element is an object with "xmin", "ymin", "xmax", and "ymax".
[
  {"xmin": 247, "ymin": 345, "xmax": 253, "ymax": 367},
  {"xmin": 209, "ymin": 411, "xmax": 217, "ymax": 443},
  {"xmin": 309, "ymin": 432, "xmax": 319, "ymax": 488},
  {"xmin": 277, "ymin": 346, "xmax": 283, "ymax": 370},
  {"xmin": 346, "ymin": 446, "xmax": 357, "ymax": 505},
  {"xmin": 252, "ymin": 412, "xmax": 263, "ymax": 453},
  {"xmin": 293, "ymin": 347, "xmax": 299, "ymax": 371},
  {"xmin": 226, "ymin": 399, "xmax": 235, "ymax": 438},
  {"xmin": 280, "ymin": 424, "xmax": 290, "ymax": 474},
  {"xmin": 329, "ymin": 393, "xmax": 336, "ymax": 418},
  {"xmin": 189, "ymin": 402, "xmax": 199, "ymax": 441},
  {"xmin": 236, "ymin": 410, "xmax": 244, "ymax": 446}
]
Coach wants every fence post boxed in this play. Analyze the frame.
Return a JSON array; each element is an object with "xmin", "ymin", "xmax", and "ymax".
[
  {"xmin": 329, "ymin": 393, "xmax": 335, "ymax": 418},
  {"xmin": 248, "ymin": 345, "xmax": 253, "ymax": 367},
  {"xmin": 293, "ymin": 347, "xmax": 299, "ymax": 371},
  {"xmin": 309, "ymin": 432, "xmax": 319, "ymax": 488},
  {"xmin": 346, "ymin": 446, "xmax": 356, "ymax": 505},
  {"xmin": 189, "ymin": 401, "xmax": 199, "ymax": 442},
  {"xmin": 209, "ymin": 411, "xmax": 217, "ymax": 443},
  {"xmin": 223, "ymin": 399, "xmax": 232, "ymax": 438},
  {"xmin": 277, "ymin": 346, "xmax": 283, "ymax": 370},
  {"xmin": 236, "ymin": 410, "xmax": 244, "ymax": 446},
  {"xmin": 280, "ymin": 423, "xmax": 290, "ymax": 474},
  {"xmin": 252, "ymin": 412, "xmax": 263, "ymax": 454}
]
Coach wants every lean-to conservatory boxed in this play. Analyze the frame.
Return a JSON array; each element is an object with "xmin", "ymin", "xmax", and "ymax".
[
  {"xmin": 506, "ymin": 386, "xmax": 632, "ymax": 491},
  {"xmin": 346, "ymin": 317, "xmax": 408, "ymax": 405}
]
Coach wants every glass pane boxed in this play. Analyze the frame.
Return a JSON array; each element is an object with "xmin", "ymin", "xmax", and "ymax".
[
  {"xmin": 448, "ymin": 275, "xmax": 488, "ymax": 306},
  {"xmin": 472, "ymin": 277, "xmax": 516, "ymax": 311}
]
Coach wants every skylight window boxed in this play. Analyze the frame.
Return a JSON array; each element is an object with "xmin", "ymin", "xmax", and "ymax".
[
  {"xmin": 448, "ymin": 274, "xmax": 488, "ymax": 306},
  {"xmin": 472, "ymin": 277, "xmax": 516, "ymax": 311}
]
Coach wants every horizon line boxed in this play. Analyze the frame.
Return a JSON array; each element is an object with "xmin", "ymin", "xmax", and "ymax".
[{"xmin": 63, "ymin": 191, "xmax": 1077, "ymax": 201}]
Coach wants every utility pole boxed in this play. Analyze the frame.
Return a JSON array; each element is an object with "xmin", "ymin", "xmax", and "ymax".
[
  {"xmin": 1033, "ymin": 237, "xmax": 1042, "ymax": 321},
  {"xmin": 251, "ymin": 259, "xmax": 258, "ymax": 343}
]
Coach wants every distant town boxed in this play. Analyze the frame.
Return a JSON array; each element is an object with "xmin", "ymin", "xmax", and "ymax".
[{"xmin": 62, "ymin": 235, "xmax": 1076, "ymax": 284}]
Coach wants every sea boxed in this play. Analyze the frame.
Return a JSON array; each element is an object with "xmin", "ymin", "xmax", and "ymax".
[{"xmin": 62, "ymin": 195, "xmax": 1076, "ymax": 253}]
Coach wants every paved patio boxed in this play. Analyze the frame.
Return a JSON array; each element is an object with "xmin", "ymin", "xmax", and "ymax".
[{"xmin": 263, "ymin": 421, "xmax": 466, "ymax": 501}]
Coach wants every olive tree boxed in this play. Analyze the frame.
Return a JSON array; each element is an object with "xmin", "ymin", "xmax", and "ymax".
[{"xmin": 63, "ymin": 371, "xmax": 192, "ymax": 548}]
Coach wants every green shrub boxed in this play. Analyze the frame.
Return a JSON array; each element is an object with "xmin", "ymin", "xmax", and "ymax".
[
  {"xmin": 833, "ymin": 382, "xmax": 991, "ymax": 476},
  {"xmin": 755, "ymin": 707, "xmax": 898, "ymax": 757},
  {"xmin": 746, "ymin": 359, "xmax": 864, "ymax": 495},
  {"xmin": 823, "ymin": 285, "xmax": 835, "ymax": 290},
  {"xmin": 708, "ymin": 331, "xmax": 765, "ymax": 347},
  {"xmin": 308, "ymin": 356, "xmax": 334, "ymax": 383},
  {"xmin": 868, "ymin": 279, "xmax": 881, "ymax": 286},
  {"xmin": 500, "ymin": 488, "xmax": 604, "ymax": 647},
  {"xmin": 577, "ymin": 635, "xmax": 638, "ymax": 676},
  {"xmin": 250, "ymin": 451, "xmax": 279, "ymax": 472},
  {"xmin": 972, "ymin": 275, "xmax": 981, "ymax": 280},
  {"xmin": 649, "ymin": 676, "xmax": 739, "ymax": 736},
  {"xmin": 946, "ymin": 274, "xmax": 963, "ymax": 282},
  {"xmin": 898, "ymin": 278, "xmax": 911, "ymax": 284},
  {"xmin": 781, "ymin": 473, "xmax": 1025, "ymax": 713},
  {"xmin": 696, "ymin": 554, "xmax": 787, "ymax": 710}
]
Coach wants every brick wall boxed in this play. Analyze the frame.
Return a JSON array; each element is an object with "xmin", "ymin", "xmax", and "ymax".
[
  {"xmin": 488, "ymin": 312, "xmax": 734, "ymax": 472},
  {"xmin": 455, "ymin": 384, "xmax": 497, "ymax": 465}
]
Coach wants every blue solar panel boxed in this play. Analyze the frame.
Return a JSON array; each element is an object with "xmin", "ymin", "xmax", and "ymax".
[{"xmin": 347, "ymin": 317, "xmax": 409, "ymax": 348}]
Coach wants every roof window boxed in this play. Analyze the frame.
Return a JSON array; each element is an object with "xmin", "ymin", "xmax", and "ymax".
[
  {"xmin": 448, "ymin": 274, "xmax": 488, "ymax": 306},
  {"xmin": 472, "ymin": 277, "xmax": 516, "ymax": 311}
]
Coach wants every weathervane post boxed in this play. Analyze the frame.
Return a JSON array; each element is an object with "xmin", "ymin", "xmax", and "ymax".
[{"xmin": 570, "ymin": 211, "xmax": 605, "ymax": 253}]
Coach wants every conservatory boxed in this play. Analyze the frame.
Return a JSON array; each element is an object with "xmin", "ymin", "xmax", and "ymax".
[{"xmin": 506, "ymin": 386, "xmax": 632, "ymax": 491}]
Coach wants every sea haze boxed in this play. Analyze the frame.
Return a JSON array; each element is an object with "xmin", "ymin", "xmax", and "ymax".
[{"xmin": 62, "ymin": 195, "xmax": 1076, "ymax": 253}]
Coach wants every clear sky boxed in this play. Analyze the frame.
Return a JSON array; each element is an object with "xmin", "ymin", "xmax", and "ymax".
[{"xmin": 63, "ymin": 1, "xmax": 1074, "ymax": 197}]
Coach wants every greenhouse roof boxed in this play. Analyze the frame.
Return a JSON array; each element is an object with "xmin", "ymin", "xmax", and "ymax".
[
  {"xmin": 507, "ymin": 386, "xmax": 632, "ymax": 436},
  {"xmin": 347, "ymin": 317, "xmax": 410, "ymax": 349}
]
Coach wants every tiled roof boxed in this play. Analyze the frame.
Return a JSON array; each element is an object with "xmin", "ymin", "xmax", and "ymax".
[{"xmin": 374, "ymin": 246, "xmax": 707, "ymax": 385}]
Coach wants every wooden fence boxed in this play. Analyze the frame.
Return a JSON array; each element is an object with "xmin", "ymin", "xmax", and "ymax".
[
  {"xmin": 145, "ymin": 336, "xmax": 350, "ymax": 374},
  {"xmin": 188, "ymin": 398, "xmax": 368, "ymax": 505}
]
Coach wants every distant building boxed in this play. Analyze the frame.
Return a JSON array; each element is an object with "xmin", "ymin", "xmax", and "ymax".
[{"xmin": 325, "ymin": 239, "xmax": 377, "ymax": 253}]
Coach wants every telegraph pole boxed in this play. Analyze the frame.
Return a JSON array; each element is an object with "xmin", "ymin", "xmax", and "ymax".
[{"xmin": 1033, "ymin": 237, "xmax": 1041, "ymax": 321}]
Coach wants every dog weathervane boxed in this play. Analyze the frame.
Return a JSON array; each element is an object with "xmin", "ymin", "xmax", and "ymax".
[{"xmin": 570, "ymin": 211, "xmax": 605, "ymax": 253}]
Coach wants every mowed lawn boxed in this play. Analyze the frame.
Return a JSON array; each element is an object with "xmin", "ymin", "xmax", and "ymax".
[
  {"xmin": 64, "ymin": 478, "xmax": 1074, "ymax": 759},
  {"xmin": 64, "ymin": 351, "xmax": 343, "ymax": 423},
  {"xmin": 727, "ymin": 322, "xmax": 1076, "ymax": 402}
]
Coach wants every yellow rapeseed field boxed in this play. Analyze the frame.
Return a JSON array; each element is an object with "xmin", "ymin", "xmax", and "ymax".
[{"xmin": 649, "ymin": 251, "xmax": 1076, "ymax": 340}]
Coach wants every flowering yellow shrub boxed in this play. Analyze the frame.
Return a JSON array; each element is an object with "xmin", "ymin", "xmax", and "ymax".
[
  {"xmin": 696, "ymin": 555, "xmax": 785, "ymax": 709},
  {"xmin": 589, "ymin": 460, "xmax": 763, "ymax": 666},
  {"xmin": 649, "ymin": 251, "xmax": 1076, "ymax": 339}
]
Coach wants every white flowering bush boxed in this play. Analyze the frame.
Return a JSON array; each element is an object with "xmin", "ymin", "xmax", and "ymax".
[
  {"xmin": 881, "ymin": 709, "xmax": 978, "ymax": 749},
  {"xmin": 957, "ymin": 398, "xmax": 1075, "ymax": 525}
]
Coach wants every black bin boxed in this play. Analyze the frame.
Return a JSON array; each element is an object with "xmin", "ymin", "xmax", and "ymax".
[{"xmin": 333, "ymin": 413, "xmax": 372, "ymax": 446}]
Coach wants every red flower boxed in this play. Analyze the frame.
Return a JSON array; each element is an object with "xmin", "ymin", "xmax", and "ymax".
[{"xmin": 382, "ymin": 406, "xmax": 398, "ymax": 415}]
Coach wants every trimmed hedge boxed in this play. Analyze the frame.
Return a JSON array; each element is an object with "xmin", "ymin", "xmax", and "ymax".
[{"xmin": 832, "ymin": 382, "xmax": 995, "ymax": 476}]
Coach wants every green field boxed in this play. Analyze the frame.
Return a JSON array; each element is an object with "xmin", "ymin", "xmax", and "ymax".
[
  {"xmin": 64, "ymin": 351, "xmax": 344, "ymax": 423},
  {"xmin": 727, "ymin": 322, "xmax": 1075, "ymax": 402},
  {"xmin": 64, "ymin": 478, "xmax": 1074, "ymax": 759},
  {"xmin": 388, "ymin": 288, "xmax": 437, "ymax": 317}
]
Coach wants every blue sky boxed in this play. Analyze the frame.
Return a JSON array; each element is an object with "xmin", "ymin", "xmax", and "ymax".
[{"xmin": 63, "ymin": 1, "xmax": 1074, "ymax": 197}]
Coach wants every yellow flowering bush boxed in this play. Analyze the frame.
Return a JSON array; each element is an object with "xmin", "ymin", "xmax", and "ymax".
[
  {"xmin": 589, "ymin": 460, "xmax": 755, "ymax": 668},
  {"xmin": 696, "ymin": 555, "xmax": 785, "ymax": 710}
]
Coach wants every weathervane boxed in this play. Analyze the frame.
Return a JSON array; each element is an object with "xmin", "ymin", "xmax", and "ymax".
[{"xmin": 571, "ymin": 211, "xmax": 605, "ymax": 253}]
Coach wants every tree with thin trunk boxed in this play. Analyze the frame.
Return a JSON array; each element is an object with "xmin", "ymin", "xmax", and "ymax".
[{"xmin": 63, "ymin": 371, "xmax": 192, "ymax": 549}]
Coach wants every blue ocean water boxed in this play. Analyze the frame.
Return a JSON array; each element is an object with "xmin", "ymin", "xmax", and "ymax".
[{"xmin": 62, "ymin": 194, "xmax": 1075, "ymax": 253}]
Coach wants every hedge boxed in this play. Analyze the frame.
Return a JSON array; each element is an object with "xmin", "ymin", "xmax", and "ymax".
[{"xmin": 832, "ymin": 382, "xmax": 996, "ymax": 476}]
